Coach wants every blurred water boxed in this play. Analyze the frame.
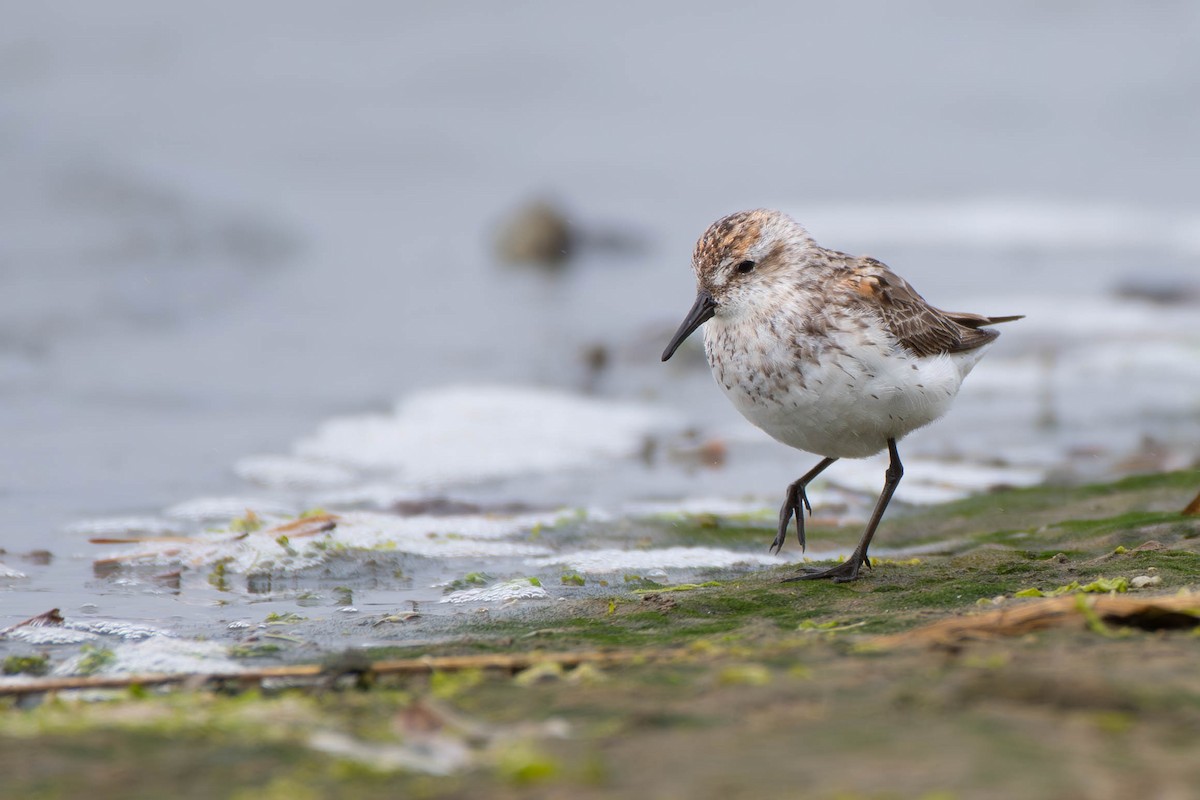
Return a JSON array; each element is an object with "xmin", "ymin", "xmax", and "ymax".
[{"xmin": 2, "ymin": 2, "xmax": 1199, "ymax": 637}]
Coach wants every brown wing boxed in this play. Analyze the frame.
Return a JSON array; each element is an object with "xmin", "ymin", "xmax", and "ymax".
[{"xmin": 841, "ymin": 258, "xmax": 1017, "ymax": 357}]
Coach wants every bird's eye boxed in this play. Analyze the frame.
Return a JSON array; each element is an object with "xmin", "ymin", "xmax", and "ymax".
[{"xmin": 735, "ymin": 260, "xmax": 756, "ymax": 274}]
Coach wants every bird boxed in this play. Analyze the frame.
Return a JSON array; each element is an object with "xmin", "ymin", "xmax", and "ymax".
[{"xmin": 661, "ymin": 209, "xmax": 1021, "ymax": 582}]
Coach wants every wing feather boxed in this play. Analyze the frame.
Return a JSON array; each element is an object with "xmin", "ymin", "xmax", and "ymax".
[{"xmin": 842, "ymin": 258, "xmax": 1018, "ymax": 357}]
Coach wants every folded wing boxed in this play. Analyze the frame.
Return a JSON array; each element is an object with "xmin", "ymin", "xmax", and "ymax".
[{"xmin": 842, "ymin": 257, "xmax": 1022, "ymax": 358}]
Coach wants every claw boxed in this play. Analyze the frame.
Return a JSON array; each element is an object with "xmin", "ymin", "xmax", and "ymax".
[
  {"xmin": 778, "ymin": 445, "xmax": 898, "ymax": 584},
  {"xmin": 793, "ymin": 485, "xmax": 808, "ymax": 550},
  {"xmin": 783, "ymin": 554, "xmax": 866, "ymax": 583},
  {"xmin": 767, "ymin": 457, "xmax": 837, "ymax": 555},
  {"xmin": 771, "ymin": 485, "xmax": 806, "ymax": 554}
]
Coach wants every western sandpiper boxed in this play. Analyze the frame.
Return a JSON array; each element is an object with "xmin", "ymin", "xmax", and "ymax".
[{"xmin": 662, "ymin": 209, "xmax": 1021, "ymax": 582}]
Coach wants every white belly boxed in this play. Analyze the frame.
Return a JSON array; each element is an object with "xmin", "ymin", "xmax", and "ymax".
[{"xmin": 705, "ymin": 320, "xmax": 987, "ymax": 459}]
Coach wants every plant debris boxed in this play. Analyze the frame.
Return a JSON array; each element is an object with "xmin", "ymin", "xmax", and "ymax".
[
  {"xmin": 0, "ymin": 609, "xmax": 64, "ymax": 636},
  {"xmin": 870, "ymin": 592, "xmax": 1200, "ymax": 649}
]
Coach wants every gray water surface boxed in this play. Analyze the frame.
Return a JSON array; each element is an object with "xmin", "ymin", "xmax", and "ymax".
[{"xmin": 2, "ymin": 2, "xmax": 1198, "ymax": 655}]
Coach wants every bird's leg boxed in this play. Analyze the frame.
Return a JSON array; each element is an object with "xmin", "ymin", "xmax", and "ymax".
[
  {"xmin": 787, "ymin": 439, "xmax": 903, "ymax": 583},
  {"xmin": 771, "ymin": 457, "xmax": 837, "ymax": 554}
]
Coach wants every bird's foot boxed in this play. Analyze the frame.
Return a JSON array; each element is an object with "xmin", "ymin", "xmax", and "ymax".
[
  {"xmin": 770, "ymin": 482, "xmax": 813, "ymax": 554},
  {"xmin": 783, "ymin": 553, "xmax": 871, "ymax": 584}
]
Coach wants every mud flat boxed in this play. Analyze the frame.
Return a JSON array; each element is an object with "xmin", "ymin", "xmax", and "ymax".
[{"xmin": 3, "ymin": 470, "xmax": 1200, "ymax": 799}]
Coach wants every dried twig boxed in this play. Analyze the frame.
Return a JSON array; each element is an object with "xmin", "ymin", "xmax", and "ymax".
[
  {"xmin": 267, "ymin": 513, "xmax": 340, "ymax": 537},
  {"xmin": 0, "ymin": 647, "xmax": 690, "ymax": 698}
]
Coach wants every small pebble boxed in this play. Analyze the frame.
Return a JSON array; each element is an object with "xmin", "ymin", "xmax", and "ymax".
[
  {"xmin": 1131, "ymin": 575, "xmax": 1162, "ymax": 589},
  {"xmin": 645, "ymin": 568, "xmax": 670, "ymax": 584}
]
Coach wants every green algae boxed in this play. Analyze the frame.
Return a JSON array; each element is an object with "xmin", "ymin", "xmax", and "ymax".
[
  {"xmin": 75, "ymin": 645, "xmax": 115, "ymax": 676},
  {"xmin": 444, "ymin": 572, "xmax": 491, "ymax": 592},
  {"xmin": 2, "ymin": 654, "xmax": 50, "ymax": 676},
  {"xmin": 229, "ymin": 510, "xmax": 265, "ymax": 534},
  {"xmin": 1015, "ymin": 577, "xmax": 1130, "ymax": 598},
  {"xmin": 632, "ymin": 581, "xmax": 722, "ymax": 594}
]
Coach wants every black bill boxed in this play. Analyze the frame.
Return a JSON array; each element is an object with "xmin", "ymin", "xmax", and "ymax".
[{"xmin": 661, "ymin": 290, "xmax": 717, "ymax": 361}]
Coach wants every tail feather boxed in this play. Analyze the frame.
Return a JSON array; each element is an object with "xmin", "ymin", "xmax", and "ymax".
[
  {"xmin": 983, "ymin": 314, "xmax": 1025, "ymax": 325},
  {"xmin": 947, "ymin": 312, "xmax": 1024, "ymax": 329}
]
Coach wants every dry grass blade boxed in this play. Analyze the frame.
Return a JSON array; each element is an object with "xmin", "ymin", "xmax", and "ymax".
[
  {"xmin": 266, "ymin": 513, "xmax": 340, "ymax": 536},
  {"xmin": 88, "ymin": 514, "xmax": 340, "ymax": 569},
  {"xmin": 870, "ymin": 592, "xmax": 1200, "ymax": 649}
]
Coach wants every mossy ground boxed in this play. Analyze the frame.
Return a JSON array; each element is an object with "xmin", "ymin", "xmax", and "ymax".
[{"xmin": 3, "ymin": 470, "xmax": 1200, "ymax": 799}]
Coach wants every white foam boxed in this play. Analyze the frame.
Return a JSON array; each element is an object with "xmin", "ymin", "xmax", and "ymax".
[
  {"xmin": 63, "ymin": 517, "xmax": 184, "ymax": 537},
  {"xmin": 529, "ymin": 546, "xmax": 784, "ymax": 573},
  {"xmin": 7, "ymin": 627, "xmax": 99, "ymax": 645},
  {"xmin": 440, "ymin": 578, "xmax": 550, "ymax": 604},
  {"xmin": 826, "ymin": 457, "xmax": 1045, "ymax": 505},
  {"xmin": 310, "ymin": 483, "xmax": 438, "ymax": 509},
  {"xmin": 233, "ymin": 455, "xmax": 357, "ymax": 489},
  {"xmin": 622, "ymin": 497, "xmax": 774, "ymax": 520},
  {"xmin": 65, "ymin": 621, "xmax": 174, "ymax": 641},
  {"xmin": 164, "ymin": 496, "xmax": 297, "ymax": 522},
  {"xmin": 294, "ymin": 384, "xmax": 672, "ymax": 488},
  {"xmin": 0, "ymin": 562, "xmax": 27, "ymax": 579},
  {"xmin": 95, "ymin": 510, "xmax": 561, "ymax": 575},
  {"xmin": 53, "ymin": 637, "xmax": 243, "ymax": 677}
]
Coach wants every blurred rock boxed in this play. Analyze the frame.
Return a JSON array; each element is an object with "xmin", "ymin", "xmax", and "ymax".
[
  {"xmin": 494, "ymin": 198, "xmax": 651, "ymax": 269},
  {"xmin": 494, "ymin": 200, "xmax": 573, "ymax": 268},
  {"xmin": 1113, "ymin": 277, "xmax": 1200, "ymax": 305}
]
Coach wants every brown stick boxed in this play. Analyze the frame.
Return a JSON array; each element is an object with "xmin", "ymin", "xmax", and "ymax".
[
  {"xmin": 0, "ymin": 647, "xmax": 689, "ymax": 698},
  {"xmin": 266, "ymin": 514, "xmax": 340, "ymax": 536}
]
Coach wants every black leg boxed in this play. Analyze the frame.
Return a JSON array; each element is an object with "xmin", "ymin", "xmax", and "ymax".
[
  {"xmin": 770, "ymin": 457, "xmax": 837, "ymax": 554},
  {"xmin": 786, "ymin": 439, "xmax": 904, "ymax": 583}
]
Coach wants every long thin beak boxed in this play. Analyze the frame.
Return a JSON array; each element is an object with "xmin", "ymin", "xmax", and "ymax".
[{"xmin": 661, "ymin": 290, "xmax": 717, "ymax": 361}]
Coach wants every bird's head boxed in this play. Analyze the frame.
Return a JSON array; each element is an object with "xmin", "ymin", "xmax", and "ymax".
[{"xmin": 662, "ymin": 209, "xmax": 814, "ymax": 361}]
